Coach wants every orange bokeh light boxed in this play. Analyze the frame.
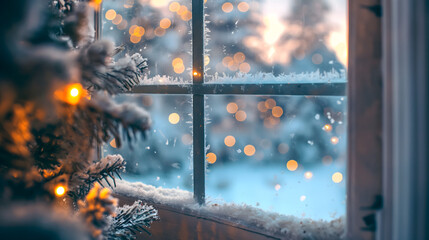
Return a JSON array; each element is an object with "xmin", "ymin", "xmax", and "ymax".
[
  {"xmin": 287, "ymin": 160, "xmax": 298, "ymax": 171},
  {"xmin": 222, "ymin": 2, "xmax": 234, "ymax": 13},
  {"xmin": 226, "ymin": 102, "xmax": 238, "ymax": 114},
  {"xmin": 224, "ymin": 136, "xmax": 236, "ymax": 147},
  {"xmin": 244, "ymin": 145, "xmax": 256, "ymax": 156},
  {"xmin": 272, "ymin": 106, "xmax": 283, "ymax": 118},
  {"xmin": 235, "ymin": 110, "xmax": 247, "ymax": 122},
  {"xmin": 206, "ymin": 152, "xmax": 217, "ymax": 164}
]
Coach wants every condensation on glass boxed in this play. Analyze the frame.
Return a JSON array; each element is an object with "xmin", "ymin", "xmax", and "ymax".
[
  {"xmin": 204, "ymin": 0, "xmax": 347, "ymax": 84},
  {"xmin": 205, "ymin": 95, "xmax": 347, "ymax": 220},
  {"xmin": 103, "ymin": 94, "xmax": 193, "ymax": 191},
  {"xmin": 102, "ymin": 0, "xmax": 193, "ymax": 84}
]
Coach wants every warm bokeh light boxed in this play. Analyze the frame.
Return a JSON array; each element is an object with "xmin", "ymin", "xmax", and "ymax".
[
  {"xmin": 151, "ymin": 0, "xmax": 170, "ymax": 8},
  {"xmin": 132, "ymin": 26, "xmax": 145, "ymax": 37},
  {"xmin": 130, "ymin": 34, "xmax": 141, "ymax": 44},
  {"xmin": 244, "ymin": 145, "xmax": 256, "ymax": 156},
  {"xmin": 222, "ymin": 2, "xmax": 234, "ymax": 13},
  {"xmin": 178, "ymin": 5, "xmax": 188, "ymax": 15},
  {"xmin": 123, "ymin": 0, "xmax": 134, "ymax": 8},
  {"xmin": 278, "ymin": 143, "xmax": 289, "ymax": 154},
  {"xmin": 204, "ymin": 55, "xmax": 210, "ymax": 66},
  {"xmin": 105, "ymin": 9, "xmax": 116, "ymax": 20},
  {"xmin": 110, "ymin": 139, "xmax": 117, "ymax": 148},
  {"xmin": 172, "ymin": 58, "xmax": 183, "ymax": 67},
  {"xmin": 275, "ymin": 184, "xmax": 281, "ymax": 191},
  {"xmin": 287, "ymin": 160, "xmax": 298, "ymax": 171},
  {"xmin": 257, "ymin": 101, "xmax": 268, "ymax": 112},
  {"xmin": 237, "ymin": 2, "xmax": 250, "ymax": 12},
  {"xmin": 330, "ymin": 136, "xmax": 339, "ymax": 145},
  {"xmin": 180, "ymin": 11, "xmax": 192, "ymax": 21},
  {"xmin": 112, "ymin": 14, "xmax": 123, "ymax": 25},
  {"xmin": 300, "ymin": 195, "xmax": 306, "ymax": 201},
  {"xmin": 265, "ymin": 98, "xmax": 276, "ymax": 109},
  {"xmin": 55, "ymin": 83, "xmax": 84, "ymax": 105},
  {"xmin": 169, "ymin": 1, "xmax": 180, "ymax": 12},
  {"xmin": 168, "ymin": 113, "xmax": 180, "ymax": 124},
  {"xmin": 226, "ymin": 102, "xmax": 238, "ymax": 114},
  {"xmin": 55, "ymin": 185, "xmax": 66, "ymax": 197},
  {"xmin": 222, "ymin": 56, "xmax": 233, "ymax": 67},
  {"xmin": 174, "ymin": 64, "xmax": 185, "ymax": 74},
  {"xmin": 154, "ymin": 27, "xmax": 166, "ymax": 37},
  {"xmin": 332, "ymin": 172, "xmax": 343, "ymax": 183},
  {"xmin": 235, "ymin": 110, "xmax": 247, "ymax": 122},
  {"xmin": 206, "ymin": 152, "xmax": 217, "ymax": 164},
  {"xmin": 160, "ymin": 18, "xmax": 171, "ymax": 29},
  {"xmin": 239, "ymin": 62, "xmax": 251, "ymax": 73},
  {"xmin": 323, "ymin": 124, "xmax": 333, "ymax": 132},
  {"xmin": 233, "ymin": 52, "xmax": 245, "ymax": 63},
  {"xmin": 304, "ymin": 171, "xmax": 313, "ymax": 179},
  {"xmin": 272, "ymin": 106, "xmax": 283, "ymax": 118},
  {"xmin": 224, "ymin": 135, "xmax": 236, "ymax": 147}
]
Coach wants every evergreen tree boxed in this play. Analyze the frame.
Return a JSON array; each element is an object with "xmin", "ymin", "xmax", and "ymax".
[{"xmin": 0, "ymin": 0, "xmax": 158, "ymax": 239}]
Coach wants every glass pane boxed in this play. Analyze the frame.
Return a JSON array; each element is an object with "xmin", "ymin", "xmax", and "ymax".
[
  {"xmin": 205, "ymin": 95, "xmax": 347, "ymax": 220},
  {"xmin": 103, "ymin": 94, "xmax": 193, "ymax": 191},
  {"xmin": 102, "ymin": 0, "xmax": 192, "ymax": 84},
  {"xmin": 204, "ymin": 0, "xmax": 347, "ymax": 84}
]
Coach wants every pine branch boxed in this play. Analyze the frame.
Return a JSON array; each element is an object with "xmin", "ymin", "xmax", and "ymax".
[
  {"xmin": 69, "ymin": 155, "xmax": 126, "ymax": 200},
  {"xmin": 79, "ymin": 41, "xmax": 148, "ymax": 94},
  {"xmin": 105, "ymin": 200, "xmax": 159, "ymax": 240}
]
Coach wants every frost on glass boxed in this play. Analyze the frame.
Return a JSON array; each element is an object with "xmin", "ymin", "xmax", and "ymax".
[
  {"xmin": 102, "ymin": 0, "xmax": 193, "ymax": 84},
  {"xmin": 103, "ymin": 94, "xmax": 193, "ymax": 191},
  {"xmin": 204, "ymin": 0, "xmax": 347, "ymax": 84},
  {"xmin": 205, "ymin": 95, "xmax": 347, "ymax": 220}
]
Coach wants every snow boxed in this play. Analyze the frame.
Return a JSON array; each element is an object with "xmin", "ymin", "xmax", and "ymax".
[
  {"xmin": 139, "ymin": 75, "xmax": 191, "ymax": 85},
  {"xmin": 205, "ymin": 69, "xmax": 346, "ymax": 84},
  {"xmin": 115, "ymin": 179, "xmax": 194, "ymax": 205},
  {"xmin": 114, "ymin": 180, "xmax": 345, "ymax": 240}
]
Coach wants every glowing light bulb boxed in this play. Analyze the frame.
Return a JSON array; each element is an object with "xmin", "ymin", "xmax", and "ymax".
[
  {"xmin": 55, "ymin": 185, "xmax": 66, "ymax": 197},
  {"xmin": 70, "ymin": 88, "xmax": 79, "ymax": 97}
]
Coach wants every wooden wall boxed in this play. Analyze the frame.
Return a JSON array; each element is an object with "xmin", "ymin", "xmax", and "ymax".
[{"xmin": 117, "ymin": 195, "xmax": 280, "ymax": 240}]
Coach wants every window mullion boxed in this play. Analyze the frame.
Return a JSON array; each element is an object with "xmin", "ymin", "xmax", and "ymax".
[{"xmin": 192, "ymin": 0, "xmax": 205, "ymax": 205}]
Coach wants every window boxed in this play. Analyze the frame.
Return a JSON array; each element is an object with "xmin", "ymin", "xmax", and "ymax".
[{"xmin": 101, "ymin": 0, "xmax": 347, "ymax": 222}]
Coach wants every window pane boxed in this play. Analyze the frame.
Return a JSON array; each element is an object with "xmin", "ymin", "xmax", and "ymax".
[
  {"xmin": 204, "ymin": 0, "xmax": 347, "ymax": 84},
  {"xmin": 103, "ymin": 94, "xmax": 193, "ymax": 191},
  {"xmin": 102, "ymin": 0, "xmax": 192, "ymax": 84},
  {"xmin": 205, "ymin": 95, "xmax": 347, "ymax": 220}
]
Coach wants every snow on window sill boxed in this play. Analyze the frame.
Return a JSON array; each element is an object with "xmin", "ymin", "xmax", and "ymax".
[{"xmin": 114, "ymin": 180, "xmax": 345, "ymax": 239}]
